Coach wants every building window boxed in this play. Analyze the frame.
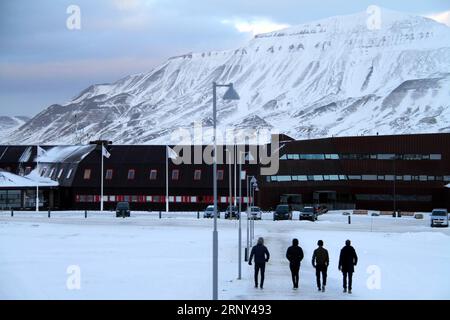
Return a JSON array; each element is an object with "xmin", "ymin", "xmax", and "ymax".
[
  {"xmin": 40, "ymin": 167, "xmax": 47, "ymax": 176},
  {"xmin": 57, "ymin": 169, "xmax": 64, "ymax": 179},
  {"xmin": 194, "ymin": 169, "xmax": 202, "ymax": 180},
  {"xmin": 217, "ymin": 170, "xmax": 224, "ymax": 181},
  {"xmin": 300, "ymin": 154, "xmax": 325, "ymax": 160},
  {"xmin": 430, "ymin": 154, "xmax": 442, "ymax": 160},
  {"xmin": 172, "ymin": 169, "xmax": 179, "ymax": 180},
  {"xmin": 377, "ymin": 154, "xmax": 395, "ymax": 160},
  {"xmin": 25, "ymin": 167, "xmax": 32, "ymax": 175},
  {"xmin": 83, "ymin": 169, "xmax": 91, "ymax": 180},
  {"xmin": 287, "ymin": 154, "xmax": 299, "ymax": 160},
  {"xmin": 149, "ymin": 169, "xmax": 157, "ymax": 180},
  {"xmin": 66, "ymin": 169, "xmax": 73, "ymax": 179},
  {"xmin": 127, "ymin": 169, "xmax": 135, "ymax": 180},
  {"xmin": 105, "ymin": 169, "xmax": 113, "ymax": 180},
  {"xmin": 49, "ymin": 168, "xmax": 55, "ymax": 178},
  {"xmin": 325, "ymin": 154, "xmax": 339, "ymax": 160}
]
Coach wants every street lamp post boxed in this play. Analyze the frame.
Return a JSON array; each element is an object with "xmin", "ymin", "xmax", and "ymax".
[
  {"xmin": 246, "ymin": 175, "xmax": 257, "ymax": 260},
  {"xmin": 238, "ymin": 150, "xmax": 242, "ymax": 280},
  {"xmin": 212, "ymin": 82, "xmax": 239, "ymax": 300}
]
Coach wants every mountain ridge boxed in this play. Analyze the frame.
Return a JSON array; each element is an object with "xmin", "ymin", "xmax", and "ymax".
[{"xmin": 3, "ymin": 7, "xmax": 450, "ymax": 145}]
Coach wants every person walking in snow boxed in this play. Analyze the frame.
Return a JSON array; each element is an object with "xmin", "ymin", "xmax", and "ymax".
[
  {"xmin": 312, "ymin": 240, "xmax": 329, "ymax": 292},
  {"xmin": 338, "ymin": 239, "xmax": 358, "ymax": 294},
  {"xmin": 248, "ymin": 237, "xmax": 270, "ymax": 289},
  {"xmin": 286, "ymin": 238, "xmax": 304, "ymax": 289}
]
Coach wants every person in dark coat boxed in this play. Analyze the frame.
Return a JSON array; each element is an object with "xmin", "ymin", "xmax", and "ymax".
[
  {"xmin": 248, "ymin": 237, "xmax": 270, "ymax": 289},
  {"xmin": 286, "ymin": 238, "xmax": 304, "ymax": 289},
  {"xmin": 312, "ymin": 240, "xmax": 329, "ymax": 292},
  {"xmin": 338, "ymin": 239, "xmax": 358, "ymax": 294}
]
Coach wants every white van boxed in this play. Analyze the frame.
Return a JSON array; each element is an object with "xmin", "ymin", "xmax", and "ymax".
[{"xmin": 430, "ymin": 209, "xmax": 449, "ymax": 227}]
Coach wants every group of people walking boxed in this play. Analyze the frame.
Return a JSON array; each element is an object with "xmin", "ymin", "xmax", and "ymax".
[{"xmin": 248, "ymin": 237, "xmax": 358, "ymax": 293}]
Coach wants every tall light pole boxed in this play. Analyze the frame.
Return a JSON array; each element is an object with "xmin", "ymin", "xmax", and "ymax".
[
  {"xmin": 237, "ymin": 150, "xmax": 252, "ymax": 278},
  {"xmin": 212, "ymin": 82, "xmax": 239, "ymax": 300},
  {"xmin": 246, "ymin": 175, "xmax": 257, "ymax": 260},
  {"xmin": 238, "ymin": 149, "xmax": 242, "ymax": 279}
]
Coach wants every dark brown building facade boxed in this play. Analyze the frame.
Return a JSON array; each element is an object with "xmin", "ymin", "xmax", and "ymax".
[{"xmin": 1, "ymin": 133, "xmax": 449, "ymax": 212}]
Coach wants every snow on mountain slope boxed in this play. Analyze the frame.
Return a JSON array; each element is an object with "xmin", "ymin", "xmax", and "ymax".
[
  {"xmin": 4, "ymin": 8, "xmax": 450, "ymax": 145},
  {"xmin": 0, "ymin": 116, "xmax": 30, "ymax": 143}
]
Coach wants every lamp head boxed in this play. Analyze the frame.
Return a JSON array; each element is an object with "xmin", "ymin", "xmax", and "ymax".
[{"xmin": 222, "ymin": 84, "xmax": 240, "ymax": 100}]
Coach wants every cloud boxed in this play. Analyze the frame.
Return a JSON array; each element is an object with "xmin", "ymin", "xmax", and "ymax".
[
  {"xmin": 221, "ymin": 17, "xmax": 290, "ymax": 36},
  {"xmin": 425, "ymin": 10, "xmax": 450, "ymax": 26},
  {"xmin": 113, "ymin": 0, "xmax": 142, "ymax": 11}
]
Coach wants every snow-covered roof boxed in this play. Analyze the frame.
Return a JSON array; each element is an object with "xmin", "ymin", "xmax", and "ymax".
[
  {"xmin": 36, "ymin": 145, "xmax": 96, "ymax": 163},
  {"xmin": 0, "ymin": 170, "xmax": 58, "ymax": 188}
]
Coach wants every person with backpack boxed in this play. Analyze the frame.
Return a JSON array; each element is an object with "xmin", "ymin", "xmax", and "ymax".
[{"xmin": 312, "ymin": 240, "xmax": 329, "ymax": 292}]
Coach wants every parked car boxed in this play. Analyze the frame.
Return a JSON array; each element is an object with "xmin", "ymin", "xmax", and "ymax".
[
  {"xmin": 203, "ymin": 205, "xmax": 220, "ymax": 218},
  {"xmin": 225, "ymin": 205, "xmax": 239, "ymax": 219},
  {"xmin": 430, "ymin": 208, "xmax": 449, "ymax": 227},
  {"xmin": 116, "ymin": 202, "xmax": 130, "ymax": 217},
  {"xmin": 299, "ymin": 206, "xmax": 318, "ymax": 221},
  {"xmin": 249, "ymin": 206, "xmax": 262, "ymax": 220},
  {"xmin": 273, "ymin": 204, "xmax": 292, "ymax": 221}
]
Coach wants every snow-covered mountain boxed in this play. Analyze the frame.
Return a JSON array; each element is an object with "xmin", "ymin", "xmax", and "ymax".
[
  {"xmin": 0, "ymin": 116, "xmax": 30, "ymax": 143},
  {"xmin": 4, "ymin": 8, "xmax": 450, "ymax": 145}
]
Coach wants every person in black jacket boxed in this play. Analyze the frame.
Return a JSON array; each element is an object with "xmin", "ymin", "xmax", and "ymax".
[
  {"xmin": 312, "ymin": 240, "xmax": 329, "ymax": 292},
  {"xmin": 248, "ymin": 237, "xmax": 270, "ymax": 289},
  {"xmin": 338, "ymin": 239, "xmax": 358, "ymax": 294},
  {"xmin": 285, "ymin": 238, "xmax": 304, "ymax": 289}
]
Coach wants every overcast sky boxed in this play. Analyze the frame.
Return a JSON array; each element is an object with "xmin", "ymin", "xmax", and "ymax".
[{"xmin": 0, "ymin": 0, "xmax": 449, "ymax": 117}]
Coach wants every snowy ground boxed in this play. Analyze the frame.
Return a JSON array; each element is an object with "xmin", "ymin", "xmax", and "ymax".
[{"xmin": 0, "ymin": 210, "xmax": 449, "ymax": 300}]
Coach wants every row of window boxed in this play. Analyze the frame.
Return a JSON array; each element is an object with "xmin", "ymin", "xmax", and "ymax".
[
  {"xmin": 88, "ymin": 169, "xmax": 227, "ymax": 181},
  {"xmin": 280, "ymin": 153, "xmax": 442, "ymax": 161},
  {"xmin": 75, "ymin": 194, "xmax": 252, "ymax": 204},
  {"xmin": 35, "ymin": 167, "xmax": 229, "ymax": 182},
  {"xmin": 267, "ymin": 174, "xmax": 450, "ymax": 182},
  {"xmin": 39, "ymin": 167, "xmax": 73, "ymax": 180},
  {"xmin": 355, "ymin": 194, "xmax": 432, "ymax": 202}
]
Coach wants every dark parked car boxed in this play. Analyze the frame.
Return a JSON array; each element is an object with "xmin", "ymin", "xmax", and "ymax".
[
  {"xmin": 299, "ymin": 206, "xmax": 317, "ymax": 221},
  {"xmin": 225, "ymin": 205, "xmax": 239, "ymax": 219},
  {"xmin": 273, "ymin": 204, "xmax": 292, "ymax": 221},
  {"xmin": 116, "ymin": 202, "xmax": 130, "ymax": 217}
]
